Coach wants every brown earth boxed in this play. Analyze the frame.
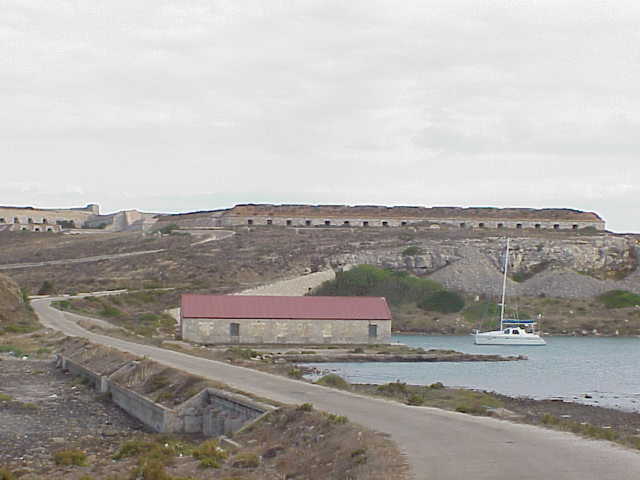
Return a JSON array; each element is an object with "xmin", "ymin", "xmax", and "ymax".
[{"xmin": 0, "ymin": 272, "xmax": 38, "ymax": 334}]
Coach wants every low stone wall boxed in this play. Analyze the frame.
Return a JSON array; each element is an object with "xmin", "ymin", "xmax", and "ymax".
[{"xmin": 57, "ymin": 351, "xmax": 273, "ymax": 435}]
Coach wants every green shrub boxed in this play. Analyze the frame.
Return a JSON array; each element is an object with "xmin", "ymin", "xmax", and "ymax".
[
  {"xmin": 192, "ymin": 439, "xmax": 228, "ymax": 469},
  {"xmin": 418, "ymin": 290, "xmax": 465, "ymax": 313},
  {"xmin": 53, "ymin": 449, "xmax": 88, "ymax": 466},
  {"xmin": 407, "ymin": 394, "xmax": 424, "ymax": 406},
  {"xmin": 377, "ymin": 381, "xmax": 409, "ymax": 397},
  {"xmin": 297, "ymin": 403, "xmax": 313, "ymax": 411},
  {"xmin": 0, "ymin": 393, "xmax": 12, "ymax": 402},
  {"xmin": 429, "ymin": 382, "xmax": 445, "ymax": 389},
  {"xmin": 0, "ymin": 467, "xmax": 15, "ymax": 480},
  {"xmin": 99, "ymin": 305, "xmax": 124, "ymax": 318},
  {"xmin": 287, "ymin": 367, "xmax": 303, "ymax": 379},
  {"xmin": 597, "ymin": 290, "xmax": 640, "ymax": 309},
  {"xmin": 313, "ymin": 265, "xmax": 442, "ymax": 306},
  {"xmin": 315, "ymin": 374, "xmax": 350, "ymax": 390},
  {"xmin": 37, "ymin": 280, "xmax": 55, "ymax": 295},
  {"xmin": 402, "ymin": 246, "xmax": 423, "ymax": 256},
  {"xmin": 232, "ymin": 453, "xmax": 260, "ymax": 468},
  {"xmin": 326, "ymin": 413, "xmax": 348, "ymax": 424}
]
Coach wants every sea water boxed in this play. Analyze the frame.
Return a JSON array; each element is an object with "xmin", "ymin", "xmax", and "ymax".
[{"xmin": 303, "ymin": 335, "xmax": 640, "ymax": 412}]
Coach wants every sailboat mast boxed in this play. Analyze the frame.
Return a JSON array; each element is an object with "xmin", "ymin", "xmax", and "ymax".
[{"xmin": 500, "ymin": 238, "xmax": 510, "ymax": 330}]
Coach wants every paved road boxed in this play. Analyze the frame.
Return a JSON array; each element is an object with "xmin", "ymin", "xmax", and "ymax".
[{"xmin": 34, "ymin": 298, "xmax": 640, "ymax": 480}]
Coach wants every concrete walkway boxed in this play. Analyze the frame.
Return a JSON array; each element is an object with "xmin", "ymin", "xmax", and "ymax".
[{"xmin": 34, "ymin": 297, "xmax": 640, "ymax": 480}]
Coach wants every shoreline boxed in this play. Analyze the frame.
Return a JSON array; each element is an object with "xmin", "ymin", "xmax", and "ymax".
[{"xmin": 394, "ymin": 330, "xmax": 640, "ymax": 338}]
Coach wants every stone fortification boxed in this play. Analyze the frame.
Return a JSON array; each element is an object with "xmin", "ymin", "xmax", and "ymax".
[
  {"xmin": 218, "ymin": 204, "xmax": 605, "ymax": 231},
  {"xmin": 0, "ymin": 204, "xmax": 98, "ymax": 230}
]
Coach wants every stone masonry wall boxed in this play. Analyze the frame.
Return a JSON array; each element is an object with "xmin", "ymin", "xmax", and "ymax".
[
  {"xmin": 0, "ymin": 204, "xmax": 98, "ymax": 228},
  {"xmin": 182, "ymin": 317, "xmax": 392, "ymax": 345}
]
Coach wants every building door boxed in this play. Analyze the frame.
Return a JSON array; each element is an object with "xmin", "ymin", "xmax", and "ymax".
[{"xmin": 368, "ymin": 324, "xmax": 378, "ymax": 338}]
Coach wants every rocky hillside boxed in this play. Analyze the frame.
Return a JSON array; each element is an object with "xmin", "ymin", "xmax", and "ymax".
[
  {"xmin": 0, "ymin": 273, "xmax": 36, "ymax": 332},
  {"xmin": 329, "ymin": 235, "xmax": 640, "ymax": 298}
]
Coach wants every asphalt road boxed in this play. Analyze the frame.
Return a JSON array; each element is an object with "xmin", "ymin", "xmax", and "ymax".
[{"xmin": 34, "ymin": 298, "xmax": 640, "ymax": 480}]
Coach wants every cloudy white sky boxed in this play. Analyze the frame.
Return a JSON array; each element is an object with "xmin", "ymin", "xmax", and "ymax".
[{"xmin": 2, "ymin": 0, "xmax": 639, "ymax": 231}]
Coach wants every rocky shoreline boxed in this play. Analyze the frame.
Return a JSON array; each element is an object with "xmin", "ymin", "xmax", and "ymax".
[{"xmin": 282, "ymin": 351, "xmax": 525, "ymax": 363}]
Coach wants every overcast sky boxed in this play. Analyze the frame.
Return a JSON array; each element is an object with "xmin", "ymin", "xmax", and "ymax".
[{"xmin": 2, "ymin": 0, "xmax": 639, "ymax": 232}]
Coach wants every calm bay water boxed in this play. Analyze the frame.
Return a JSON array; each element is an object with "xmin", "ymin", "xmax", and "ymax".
[{"xmin": 305, "ymin": 335, "xmax": 640, "ymax": 412}]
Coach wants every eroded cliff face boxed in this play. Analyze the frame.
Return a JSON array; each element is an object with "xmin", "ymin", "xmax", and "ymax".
[
  {"xmin": 0, "ymin": 273, "xmax": 30, "ymax": 325},
  {"xmin": 329, "ymin": 236, "xmax": 639, "ymax": 298}
]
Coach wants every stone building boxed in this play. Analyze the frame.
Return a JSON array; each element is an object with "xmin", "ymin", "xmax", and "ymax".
[
  {"xmin": 217, "ymin": 204, "xmax": 605, "ymax": 231},
  {"xmin": 0, "ymin": 204, "xmax": 99, "ymax": 231},
  {"xmin": 180, "ymin": 294, "xmax": 392, "ymax": 345}
]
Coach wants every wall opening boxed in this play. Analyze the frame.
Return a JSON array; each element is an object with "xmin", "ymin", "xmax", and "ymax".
[
  {"xmin": 497, "ymin": 223, "xmax": 504, "ymax": 229},
  {"xmin": 324, "ymin": 220, "xmax": 331, "ymax": 226},
  {"xmin": 553, "ymin": 224, "xmax": 560, "ymax": 230},
  {"xmin": 478, "ymin": 223, "xmax": 485, "ymax": 228},
  {"xmin": 34, "ymin": 228, "xmax": 40, "ymax": 232},
  {"xmin": 43, "ymin": 218, "xmax": 48, "ymax": 224},
  {"xmin": 266, "ymin": 219, "xmax": 273, "ymax": 225},
  {"xmin": 382, "ymin": 221, "xmax": 389, "ymax": 227},
  {"xmin": 343, "ymin": 220, "xmax": 350, "ymax": 226},
  {"xmin": 459, "ymin": 222, "xmax": 466, "ymax": 228},
  {"xmin": 572, "ymin": 224, "xmax": 578, "ymax": 230},
  {"xmin": 535, "ymin": 224, "xmax": 541, "ymax": 229},
  {"xmin": 0, "ymin": 218, "xmax": 4, "ymax": 223},
  {"xmin": 363, "ymin": 221, "xmax": 369, "ymax": 227},
  {"xmin": 14, "ymin": 217, "xmax": 19, "ymax": 224},
  {"xmin": 305, "ymin": 220, "xmax": 311, "ymax": 226},
  {"xmin": 286, "ymin": 220, "xmax": 292, "ymax": 226},
  {"xmin": 230, "ymin": 323, "xmax": 240, "ymax": 337},
  {"xmin": 247, "ymin": 219, "xmax": 253, "ymax": 225},
  {"xmin": 368, "ymin": 324, "xmax": 378, "ymax": 338},
  {"xmin": 516, "ymin": 223, "xmax": 522, "ymax": 229},
  {"xmin": 47, "ymin": 228, "xmax": 53, "ymax": 232},
  {"xmin": 401, "ymin": 221, "xmax": 408, "ymax": 226},
  {"xmin": 28, "ymin": 218, "xmax": 33, "ymax": 224}
]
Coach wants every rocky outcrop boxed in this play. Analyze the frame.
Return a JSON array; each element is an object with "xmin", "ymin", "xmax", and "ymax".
[
  {"xmin": 0, "ymin": 273, "xmax": 31, "ymax": 325},
  {"xmin": 329, "ymin": 236, "xmax": 640, "ymax": 298}
]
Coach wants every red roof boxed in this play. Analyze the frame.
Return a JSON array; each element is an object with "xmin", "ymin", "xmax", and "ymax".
[{"xmin": 181, "ymin": 295, "xmax": 392, "ymax": 321}]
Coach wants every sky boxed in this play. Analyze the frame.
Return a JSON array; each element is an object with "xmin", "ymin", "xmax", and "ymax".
[{"xmin": 2, "ymin": 0, "xmax": 640, "ymax": 232}]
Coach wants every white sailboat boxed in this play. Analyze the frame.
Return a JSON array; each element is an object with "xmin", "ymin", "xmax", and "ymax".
[{"xmin": 474, "ymin": 238, "xmax": 546, "ymax": 346}]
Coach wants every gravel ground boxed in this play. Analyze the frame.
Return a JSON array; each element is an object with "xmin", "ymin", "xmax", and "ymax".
[{"xmin": 0, "ymin": 358, "xmax": 146, "ymax": 473}]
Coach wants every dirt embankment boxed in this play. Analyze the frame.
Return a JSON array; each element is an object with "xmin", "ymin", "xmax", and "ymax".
[{"xmin": 0, "ymin": 272, "xmax": 38, "ymax": 334}]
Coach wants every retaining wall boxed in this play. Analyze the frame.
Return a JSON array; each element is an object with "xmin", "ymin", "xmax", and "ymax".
[{"xmin": 57, "ymin": 354, "xmax": 273, "ymax": 435}]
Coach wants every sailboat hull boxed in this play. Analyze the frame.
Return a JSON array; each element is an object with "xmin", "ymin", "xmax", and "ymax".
[{"xmin": 474, "ymin": 331, "xmax": 546, "ymax": 345}]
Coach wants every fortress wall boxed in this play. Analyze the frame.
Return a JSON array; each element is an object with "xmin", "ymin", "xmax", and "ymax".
[
  {"xmin": 0, "ymin": 204, "xmax": 98, "ymax": 228},
  {"xmin": 220, "ymin": 214, "xmax": 604, "ymax": 231}
]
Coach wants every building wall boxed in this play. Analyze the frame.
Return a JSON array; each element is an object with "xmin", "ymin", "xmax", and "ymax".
[
  {"xmin": 219, "ymin": 214, "xmax": 604, "ymax": 231},
  {"xmin": 182, "ymin": 317, "xmax": 392, "ymax": 345},
  {"xmin": 0, "ymin": 204, "xmax": 98, "ymax": 229}
]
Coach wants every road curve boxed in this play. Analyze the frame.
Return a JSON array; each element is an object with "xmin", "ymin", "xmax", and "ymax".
[{"xmin": 34, "ymin": 298, "xmax": 640, "ymax": 480}]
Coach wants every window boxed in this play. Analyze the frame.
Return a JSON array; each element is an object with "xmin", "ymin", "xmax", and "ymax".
[
  {"xmin": 34, "ymin": 228, "xmax": 40, "ymax": 232},
  {"xmin": 459, "ymin": 222, "xmax": 466, "ymax": 228},
  {"xmin": 0, "ymin": 218, "xmax": 4, "ymax": 223},
  {"xmin": 324, "ymin": 220, "xmax": 331, "ymax": 226},
  {"xmin": 343, "ymin": 220, "xmax": 350, "ymax": 226},
  {"xmin": 497, "ymin": 223, "xmax": 504, "ymax": 229},
  {"xmin": 266, "ymin": 219, "xmax": 273, "ymax": 225},
  {"xmin": 28, "ymin": 218, "xmax": 33, "ymax": 224},
  {"xmin": 401, "ymin": 221, "xmax": 408, "ymax": 226},
  {"xmin": 363, "ymin": 221, "xmax": 369, "ymax": 227},
  {"xmin": 368, "ymin": 324, "xmax": 378, "ymax": 338},
  {"xmin": 534, "ymin": 224, "xmax": 541, "ymax": 229},
  {"xmin": 478, "ymin": 223, "xmax": 485, "ymax": 228},
  {"xmin": 382, "ymin": 221, "xmax": 389, "ymax": 227},
  {"xmin": 572, "ymin": 224, "xmax": 578, "ymax": 230},
  {"xmin": 553, "ymin": 224, "xmax": 560, "ymax": 230},
  {"xmin": 14, "ymin": 217, "xmax": 19, "ymax": 224},
  {"xmin": 47, "ymin": 228, "xmax": 53, "ymax": 232},
  {"xmin": 247, "ymin": 219, "xmax": 253, "ymax": 225},
  {"xmin": 230, "ymin": 323, "xmax": 240, "ymax": 337},
  {"xmin": 503, "ymin": 329, "xmax": 510, "ymax": 334},
  {"xmin": 516, "ymin": 224, "xmax": 522, "ymax": 229},
  {"xmin": 512, "ymin": 329, "xmax": 519, "ymax": 335},
  {"xmin": 42, "ymin": 218, "xmax": 47, "ymax": 224},
  {"xmin": 286, "ymin": 220, "xmax": 292, "ymax": 226},
  {"xmin": 305, "ymin": 220, "xmax": 312, "ymax": 226}
]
